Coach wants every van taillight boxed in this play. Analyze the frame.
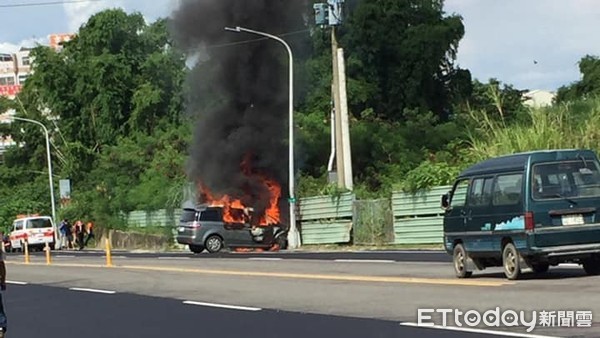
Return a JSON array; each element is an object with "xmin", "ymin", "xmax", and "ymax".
[{"xmin": 525, "ymin": 212, "xmax": 535, "ymax": 231}]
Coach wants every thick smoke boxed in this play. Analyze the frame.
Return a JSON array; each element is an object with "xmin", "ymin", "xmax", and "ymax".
[{"xmin": 171, "ymin": 0, "xmax": 309, "ymax": 225}]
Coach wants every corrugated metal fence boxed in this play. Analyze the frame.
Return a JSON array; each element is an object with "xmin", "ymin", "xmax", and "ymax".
[
  {"xmin": 125, "ymin": 186, "xmax": 452, "ymax": 246},
  {"xmin": 297, "ymin": 193, "xmax": 354, "ymax": 245},
  {"xmin": 126, "ymin": 209, "xmax": 182, "ymax": 228},
  {"xmin": 391, "ymin": 185, "xmax": 450, "ymax": 245}
]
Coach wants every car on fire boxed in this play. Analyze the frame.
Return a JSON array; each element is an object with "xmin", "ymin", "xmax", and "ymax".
[{"xmin": 175, "ymin": 204, "xmax": 288, "ymax": 253}]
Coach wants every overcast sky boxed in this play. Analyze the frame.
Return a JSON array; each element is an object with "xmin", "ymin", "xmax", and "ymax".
[{"xmin": 1, "ymin": 0, "xmax": 599, "ymax": 92}]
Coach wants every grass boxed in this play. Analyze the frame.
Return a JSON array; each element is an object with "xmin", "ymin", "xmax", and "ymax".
[{"xmin": 468, "ymin": 98, "xmax": 600, "ymax": 160}]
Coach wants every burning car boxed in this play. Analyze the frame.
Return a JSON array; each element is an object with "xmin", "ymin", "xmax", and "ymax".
[{"xmin": 176, "ymin": 204, "xmax": 288, "ymax": 253}]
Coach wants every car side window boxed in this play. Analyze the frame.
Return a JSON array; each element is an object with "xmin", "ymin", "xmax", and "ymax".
[
  {"xmin": 14, "ymin": 220, "xmax": 24, "ymax": 231},
  {"xmin": 469, "ymin": 177, "xmax": 493, "ymax": 207},
  {"xmin": 199, "ymin": 209, "xmax": 221, "ymax": 221},
  {"xmin": 493, "ymin": 173, "xmax": 523, "ymax": 206},
  {"xmin": 450, "ymin": 180, "xmax": 469, "ymax": 207}
]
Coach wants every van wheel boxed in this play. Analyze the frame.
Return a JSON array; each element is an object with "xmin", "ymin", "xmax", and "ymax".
[
  {"xmin": 582, "ymin": 259, "xmax": 600, "ymax": 275},
  {"xmin": 453, "ymin": 244, "xmax": 472, "ymax": 278},
  {"xmin": 205, "ymin": 235, "xmax": 224, "ymax": 253},
  {"xmin": 502, "ymin": 243, "xmax": 522, "ymax": 280},
  {"xmin": 531, "ymin": 262, "xmax": 549, "ymax": 274}
]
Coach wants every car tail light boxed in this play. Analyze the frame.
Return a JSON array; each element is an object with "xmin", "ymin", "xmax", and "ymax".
[
  {"xmin": 191, "ymin": 221, "xmax": 201, "ymax": 228},
  {"xmin": 525, "ymin": 212, "xmax": 535, "ymax": 231}
]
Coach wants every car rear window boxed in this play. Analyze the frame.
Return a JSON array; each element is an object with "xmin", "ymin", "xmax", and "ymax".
[{"xmin": 180, "ymin": 209, "xmax": 197, "ymax": 222}]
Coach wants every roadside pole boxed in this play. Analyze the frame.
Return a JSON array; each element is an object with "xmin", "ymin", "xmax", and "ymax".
[
  {"xmin": 24, "ymin": 238, "xmax": 30, "ymax": 264},
  {"xmin": 45, "ymin": 241, "xmax": 51, "ymax": 265},
  {"xmin": 105, "ymin": 238, "xmax": 112, "ymax": 267}
]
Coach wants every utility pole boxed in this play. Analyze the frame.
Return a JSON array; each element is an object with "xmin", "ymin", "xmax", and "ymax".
[
  {"xmin": 314, "ymin": 0, "xmax": 353, "ymax": 190},
  {"xmin": 331, "ymin": 26, "xmax": 345, "ymax": 188}
]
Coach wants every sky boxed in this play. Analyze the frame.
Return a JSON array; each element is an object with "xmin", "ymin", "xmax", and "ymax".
[{"xmin": 1, "ymin": 0, "xmax": 600, "ymax": 92}]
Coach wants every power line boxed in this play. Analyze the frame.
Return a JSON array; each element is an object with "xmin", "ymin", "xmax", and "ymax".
[{"xmin": 0, "ymin": 0, "xmax": 110, "ymax": 8}]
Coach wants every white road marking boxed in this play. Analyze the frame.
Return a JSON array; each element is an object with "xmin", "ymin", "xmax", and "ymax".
[
  {"xmin": 183, "ymin": 301, "xmax": 262, "ymax": 312},
  {"xmin": 400, "ymin": 322, "xmax": 560, "ymax": 338},
  {"xmin": 6, "ymin": 280, "xmax": 28, "ymax": 285},
  {"xmin": 69, "ymin": 287, "xmax": 116, "ymax": 294},
  {"xmin": 158, "ymin": 257, "xmax": 191, "ymax": 260},
  {"xmin": 56, "ymin": 255, "xmax": 76, "ymax": 258},
  {"xmin": 334, "ymin": 259, "xmax": 395, "ymax": 263},
  {"xmin": 247, "ymin": 257, "xmax": 283, "ymax": 261}
]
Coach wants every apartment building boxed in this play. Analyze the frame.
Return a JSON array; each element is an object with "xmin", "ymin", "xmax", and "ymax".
[{"xmin": 0, "ymin": 47, "xmax": 31, "ymax": 98}]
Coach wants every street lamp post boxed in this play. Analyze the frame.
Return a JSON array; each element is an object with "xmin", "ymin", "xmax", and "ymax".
[
  {"xmin": 11, "ymin": 117, "xmax": 57, "ymax": 227},
  {"xmin": 224, "ymin": 26, "xmax": 301, "ymax": 249}
]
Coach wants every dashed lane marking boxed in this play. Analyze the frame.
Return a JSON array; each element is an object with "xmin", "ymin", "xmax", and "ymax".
[
  {"xmin": 334, "ymin": 259, "xmax": 395, "ymax": 263},
  {"xmin": 69, "ymin": 287, "xmax": 116, "ymax": 294},
  {"xmin": 247, "ymin": 258, "xmax": 283, "ymax": 261},
  {"xmin": 183, "ymin": 300, "xmax": 261, "ymax": 311},
  {"xmin": 400, "ymin": 322, "xmax": 560, "ymax": 338},
  {"xmin": 6, "ymin": 280, "xmax": 28, "ymax": 285}
]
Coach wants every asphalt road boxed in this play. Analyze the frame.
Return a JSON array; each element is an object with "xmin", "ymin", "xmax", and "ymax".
[
  {"xmin": 6, "ymin": 253, "xmax": 600, "ymax": 337},
  {"xmin": 17, "ymin": 248, "xmax": 452, "ymax": 263},
  {"xmin": 4, "ymin": 283, "xmax": 493, "ymax": 338}
]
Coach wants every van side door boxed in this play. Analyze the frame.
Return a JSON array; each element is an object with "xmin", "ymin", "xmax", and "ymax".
[
  {"xmin": 465, "ymin": 176, "xmax": 495, "ymax": 253},
  {"xmin": 490, "ymin": 172, "xmax": 525, "ymax": 251},
  {"xmin": 444, "ymin": 179, "xmax": 470, "ymax": 235}
]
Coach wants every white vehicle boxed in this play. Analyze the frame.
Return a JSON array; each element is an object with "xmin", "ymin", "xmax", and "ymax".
[{"xmin": 9, "ymin": 215, "xmax": 57, "ymax": 251}]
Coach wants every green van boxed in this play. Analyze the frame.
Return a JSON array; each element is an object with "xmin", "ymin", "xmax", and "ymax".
[{"xmin": 441, "ymin": 149, "xmax": 600, "ymax": 280}]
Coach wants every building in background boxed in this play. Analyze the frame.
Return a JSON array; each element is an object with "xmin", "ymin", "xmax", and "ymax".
[
  {"xmin": 48, "ymin": 33, "xmax": 75, "ymax": 51},
  {"xmin": 523, "ymin": 90, "xmax": 556, "ymax": 108}
]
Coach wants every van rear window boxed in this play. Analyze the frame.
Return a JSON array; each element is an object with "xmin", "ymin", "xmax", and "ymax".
[
  {"xmin": 532, "ymin": 160, "xmax": 600, "ymax": 200},
  {"xmin": 27, "ymin": 218, "xmax": 52, "ymax": 229}
]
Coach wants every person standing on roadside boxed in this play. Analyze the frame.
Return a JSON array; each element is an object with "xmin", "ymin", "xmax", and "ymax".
[
  {"xmin": 84, "ymin": 221, "xmax": 95, "ymax": 247},
  {"xmin": 0, "ymin": 238, "xmax": 8, "ymax": 337},
  {"xmin": 59, "ymin": 219, "xmax": 70, "ymax": 250},
  {"xmin": 75, "ymin": 221, "xmax": 85, "ymax": 251}
]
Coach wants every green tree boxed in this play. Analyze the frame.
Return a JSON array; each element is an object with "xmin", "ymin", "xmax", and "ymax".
[
  {"xmin": 557, "ymin": 55, "xmax": 600, "ymax": 103},
  {"xmin": 1, "ymin": 9, "xmax": 189, "ymax": 228}
]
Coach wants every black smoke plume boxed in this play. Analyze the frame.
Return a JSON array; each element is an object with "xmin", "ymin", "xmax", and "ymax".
[{"xmin": 170, "ymin": 0, "xmax": 309, "ymax": 225}]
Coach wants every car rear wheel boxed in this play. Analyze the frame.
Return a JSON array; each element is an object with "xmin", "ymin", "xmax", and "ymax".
[
  {"xmin": 205, "ymin": 235, "xmax": 224, "ymax": 253},
  {"xmin": 502, "ymin": 243, "xmax": 522, "ymax": 280},
  {"xmin": 453, "ymin": 244, "xmax": 472, "ymax": 278},
  {"xmin": 189, "ymin": 244, "xmax": 204, "ymax": 254},
  {"xmin": 582, "ymin": 258, "xmax": 600, "ymax": 275},
  {"xmin": 531, "ymin": 262, "xmax": 549, "ymax": 274}
]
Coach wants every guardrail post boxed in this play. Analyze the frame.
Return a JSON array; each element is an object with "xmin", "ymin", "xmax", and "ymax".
[
  {"xmin": 105, "ymin": 237, "xmax": 112, "ymax": 267},
  {"xmin": 45, "ymin": 241, "xmax": 51, "ymax": 265}
]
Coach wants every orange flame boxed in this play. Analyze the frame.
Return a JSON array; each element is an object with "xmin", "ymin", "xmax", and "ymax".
[{"xmin": 197, "ymin": 156, "xmax": 281, "ymax": 226}]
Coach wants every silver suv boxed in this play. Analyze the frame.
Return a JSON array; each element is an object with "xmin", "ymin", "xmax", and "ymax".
[{"xmin": 175, "ymin": 205, "xmax": 288, "ymax": 253}]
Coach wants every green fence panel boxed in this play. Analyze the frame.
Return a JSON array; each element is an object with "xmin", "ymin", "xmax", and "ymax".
[
  {"xmin": 392, "ymin": 186, "xmax": 450, "ymax": 245},
  {"xmin": 126, "ymin": 209, "xmax": 178, "ymax": 228},
  {"xmin": 298, "ymin": 193, "xmax": 354, "ymax": 244},
  {"xmin": 393, "ymin": 216, "xmax": 444, "ymax": 244},
  {"xmin": 300, "ymin": 221, "xmax": 352, "ymax": 244},
  {"xmin": 392, "ymin": 185, "xmax": 451, "ymax": 217}
]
